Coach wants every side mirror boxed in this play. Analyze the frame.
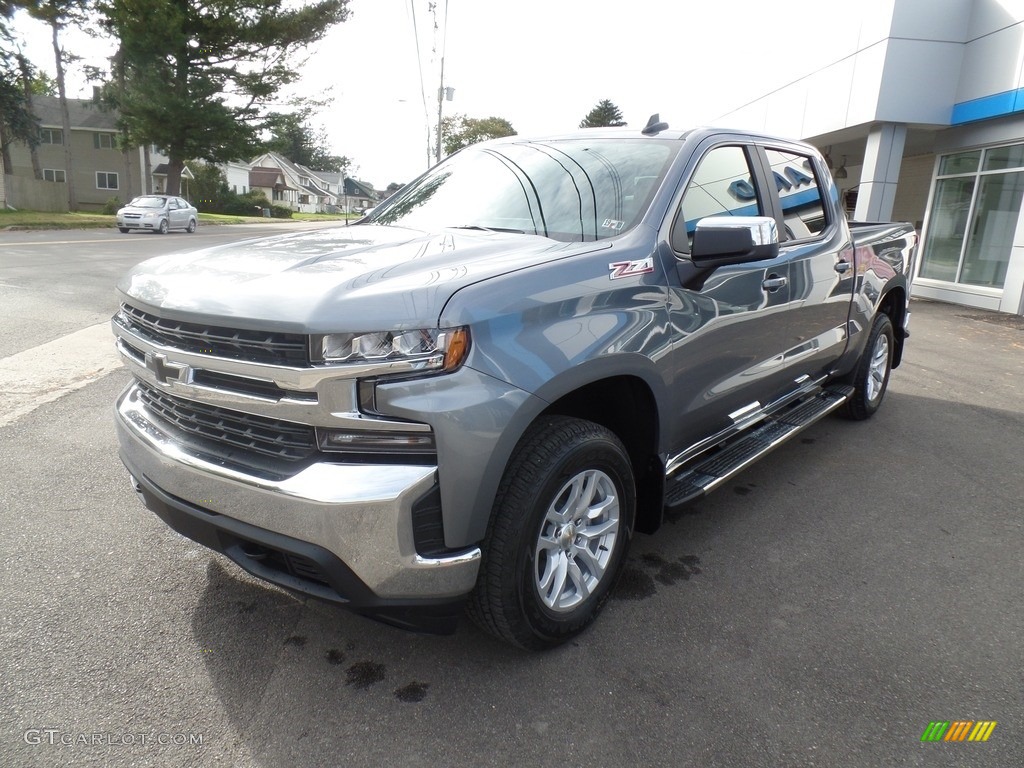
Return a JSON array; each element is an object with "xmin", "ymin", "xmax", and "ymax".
[{"xmin": 691, "ymin": 216, "xmax": 779, "ymax": 267}]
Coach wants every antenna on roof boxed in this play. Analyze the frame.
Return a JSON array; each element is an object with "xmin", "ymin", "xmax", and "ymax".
[{"xmin": 642, "ymin": 113, "xmax": 669, "ymax": 135}]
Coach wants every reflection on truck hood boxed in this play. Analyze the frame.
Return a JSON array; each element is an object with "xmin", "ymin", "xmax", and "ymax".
[{"xmin": 117, "ymin": 225, "xmax": 607, "ymax": 332}]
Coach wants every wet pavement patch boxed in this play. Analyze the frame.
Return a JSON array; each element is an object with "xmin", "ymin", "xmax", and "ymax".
[
  {"xmin": 346, "ymin": 661, "xmax": 386, "ymax": 689},
  {"xmin": 283, "ymin": 635, "xmax": 307, "ymax": 647},
  {"xmin": 614, "ymin": 552, "xmax": 702, "ymax": 600},
  {"xmin": 394, "ymin": 681, "xmax": 430, "ymax": 702},
  {"xmin": 326, "ymin": 648, "xmax": 346, "ymax": 665},
  {"xmin": 613, "ymin": 566, "xmax": 657, "ymax": 600}
]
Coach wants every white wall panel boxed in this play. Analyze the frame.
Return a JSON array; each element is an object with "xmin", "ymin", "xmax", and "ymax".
[
  {"xmin": 878, "ymin": 39, "xmax": 964, "ymax": 123},
  {"xmin": 955, "ymin": 23, "xmax": 1024, "ymax": 102},
  {"xmin": 890, "ymin": 0, "xmax": 972, "ymax": 41}
]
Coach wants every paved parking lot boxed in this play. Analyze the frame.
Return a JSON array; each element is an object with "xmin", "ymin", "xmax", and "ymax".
[{"xmin": 1, "ymin": 229, "xmax": 1021, "ymax": 767}]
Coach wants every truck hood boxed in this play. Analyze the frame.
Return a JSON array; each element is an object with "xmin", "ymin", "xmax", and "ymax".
[{"xmin": 117, "ymin": 224, "xmax": 609, "ymax": 332}]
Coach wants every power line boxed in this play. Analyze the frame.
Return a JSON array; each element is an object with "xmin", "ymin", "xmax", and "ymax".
[{"xmin": 409, "ymin": 0, "xmax": 432, "ymax": 169}]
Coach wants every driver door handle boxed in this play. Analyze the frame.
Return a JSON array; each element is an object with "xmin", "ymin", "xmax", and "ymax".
[{"xmin": 762, "ymin": 276, "xmax": 788, "ymax": 291}]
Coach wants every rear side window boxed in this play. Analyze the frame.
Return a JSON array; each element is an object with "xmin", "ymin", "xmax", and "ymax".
[
  {"xmin": 763, "ymin": 148, "xmax": 829, "ymax": 239},
  {"xmin": 675, "ymin": 145, "xmax": 763, "ymax": 251}
]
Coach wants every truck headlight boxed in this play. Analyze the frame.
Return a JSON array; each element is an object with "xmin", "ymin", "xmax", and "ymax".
[{"xmin": 316, "ymin": 327, "xmax": 469, "ymax": 372}]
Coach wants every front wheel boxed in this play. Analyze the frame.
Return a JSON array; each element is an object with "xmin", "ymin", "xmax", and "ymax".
[
  {"xmin": 118, "ymin": 227, "xmax": 129, "ymax": 234},
  {"xmin": 468, "ymin": 416, "xmax": 635, "ymax": 650},
  {"xmin": 156, "ymin": 219, "xmax": 169, "ymax": 235},
  {"xmin": 844, "ymin": 313, "xmax": 894, "ymax": 420}
]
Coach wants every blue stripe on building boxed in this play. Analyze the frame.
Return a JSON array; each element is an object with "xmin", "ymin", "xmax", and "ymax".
[{"xmin": 951, "ymin": 87, "xmax": 1024, "ymax": 125}]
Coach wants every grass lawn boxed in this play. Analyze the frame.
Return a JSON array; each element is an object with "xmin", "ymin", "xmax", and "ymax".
[{"xmin": 0, "ymin": 210, "xmax": 354, "ymax": 230}]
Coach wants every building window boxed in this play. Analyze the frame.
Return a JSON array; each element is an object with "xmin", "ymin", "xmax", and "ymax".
[
  {"xmin": 94, "ymin": 132, "xmax": 116, "ymax": 149},
  {"xmin": 40, "ymin": 128, "xmax": 63, "ymax": 145},
  {"xmin": 96, "ymin": 172, "xmax": 119, "ymax": 190},
  {"xmin": 920, "ymin": 143, "xmax": 1024, "ymax": 289},
  {"xmin": 43, "ymin": 169, "xmax": 66, "ymax": 183}
]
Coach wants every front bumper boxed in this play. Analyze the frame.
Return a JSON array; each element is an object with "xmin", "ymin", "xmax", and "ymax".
[{"xmin": 115, "ymin": 383, "xmax": 481, "ymax": 633}]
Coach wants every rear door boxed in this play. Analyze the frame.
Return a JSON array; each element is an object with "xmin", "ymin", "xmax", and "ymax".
[
  {"xmin": 756, "ymin": 145, "xmax": 854, "ymax": 381},
  {"xmin": 662, "ymin": 140, "xmax": 796, "ymax": 455}
]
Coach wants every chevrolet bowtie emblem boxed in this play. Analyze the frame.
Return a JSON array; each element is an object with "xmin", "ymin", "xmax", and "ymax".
[{"xmin": 145, "ymin": 353, "xmax": 188, "ymax": 385}]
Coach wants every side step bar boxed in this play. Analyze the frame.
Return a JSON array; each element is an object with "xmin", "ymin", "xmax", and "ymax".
[{"xmin": 664, "ymin": 384, "xmax": 854, "ymax": 512}]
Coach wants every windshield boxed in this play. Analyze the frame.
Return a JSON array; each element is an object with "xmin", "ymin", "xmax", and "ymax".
[
  {"xmin": 369, "ymin": 139, "xmax": 676, "ymax": 242},
  {"xmin": 130, "ymin": 196, "xmax": 167, "ymax": 208}
]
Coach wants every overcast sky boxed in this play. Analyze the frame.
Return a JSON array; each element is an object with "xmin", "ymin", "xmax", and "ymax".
[{"xmin": 12, "ymin": 0, "xmax": 843, "ymax": 188}]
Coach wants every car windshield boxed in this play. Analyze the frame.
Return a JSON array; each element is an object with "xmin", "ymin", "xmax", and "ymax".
[
  {"xmin": 130, "ymin": 196, "xmax": 167, "ymax": 208},
  {"xmin": 368, "ymin": 139, "xmax": 677, "ymax": 242}
]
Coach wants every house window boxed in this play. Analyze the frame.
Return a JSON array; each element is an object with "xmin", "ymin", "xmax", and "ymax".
[
  {"xmin": 94, "ymin": 132, "xmax": 116, "ymax": 149},
  {"xmin": 40, "ymin": 128, "xmax": 63, "ymax": 145},
  {"xmin": 43, "ymin": 169, "xmax": 66, "ymax": 183},
  {"xmin": 96, "ymin": 172, "xmax": 119, "ymax": 190},
  {"xmin": 919, "ymin": 143, "xmax": 1024, "ymax": 288}
]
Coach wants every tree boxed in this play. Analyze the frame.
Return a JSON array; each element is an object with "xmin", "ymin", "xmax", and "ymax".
[
  {"xmin": 29, "ymin": 0, "xmax": 92, "ymax": 210},
  {"xmin": 579, "ymin": 99, "xmax": 626, "ymax": 128},
  {"xmin": 0, "ymin": 1, "xmax": 40, "ymax": 173},
  {"xmin": 29, "ymin": 69, "xmax": 56, "ymax": 96},
  {"xmin": 261, "ymin": 110, "xmax": 350, "ymax": 173},
  {"xmin": 99, "ymin": 0, "xmax": 350, "ymax": 195},
  {"xmin": 440, "ymin": 114, "xmax": 516, "ymax": 156}
]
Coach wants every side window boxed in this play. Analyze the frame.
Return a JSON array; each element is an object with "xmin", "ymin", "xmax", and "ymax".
[
  {"xmin": 674, "ymin": 145, "xmax": 762, "ymax": 252},
  {"xmin": 763, "ymin": 148, "xmax": 829, "ymax": 239}
]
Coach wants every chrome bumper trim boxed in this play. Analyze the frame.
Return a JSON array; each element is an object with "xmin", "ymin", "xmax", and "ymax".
[{"xmin": 115, "ymin": 383, "xmax": 480, "ymax": 599}]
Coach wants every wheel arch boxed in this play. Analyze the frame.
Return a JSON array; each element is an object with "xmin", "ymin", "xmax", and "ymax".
[
  {"xmin": 538, "ymin": 374, "xmax": 665, "ymax": 535},
  {"xmin": 877, "ymin": 282, "xmax": 908, "ymax": 368}
]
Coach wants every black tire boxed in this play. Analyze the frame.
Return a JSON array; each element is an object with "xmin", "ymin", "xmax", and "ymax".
[
  {"xmin": 118, "ymin": 227, "xmax": 129, "ymax": 233},
  {"xmin": 467, "ymin": 416, "xmax": 635, "ymax": 650},
  {"xmin": 186, "ymin": 218, "xmax": 197, "ymax": 233},
  {"xmin": 844, "ymin": 313, "xmax": 894, "ymax": 420},
  {"xmin": 156, "ymin": 219, "xmax": 169, "ymax": 234}
]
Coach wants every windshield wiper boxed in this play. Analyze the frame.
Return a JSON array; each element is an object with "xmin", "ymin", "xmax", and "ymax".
[{"xmin": 450, "ymin": 225, "xmax": 526, "ymax": 234}]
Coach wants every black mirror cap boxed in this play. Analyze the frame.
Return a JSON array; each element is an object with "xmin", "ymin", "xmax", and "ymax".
[{"xmin": 690, "ymin": 216, "xmax": 780, "ymax": 267}]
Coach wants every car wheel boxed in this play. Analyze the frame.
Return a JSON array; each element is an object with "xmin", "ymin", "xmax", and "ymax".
[
  {"xmin": 156, "ymin": 219, "xmax": 169, "ymax": 235},
  {"xmin": 468, "ymin": 416, "xmax": 635, "ymax": 650},
  {"xmin": 118, "ymin": 227, "xmax": 129, "ymax": 234},
  {"xmin": 844, "ymin": 313, "xmax": 894, "ymax": 420},
  {"xmin": 186, "ymin": 218, "xmax": 197, "ymax": 233}
]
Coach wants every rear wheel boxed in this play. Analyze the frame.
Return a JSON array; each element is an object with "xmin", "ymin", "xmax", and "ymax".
[
  {"xmin": 844, "ymin": 313, "xmax": 894, "ymax": 420},
  {"xmin": 186, "ymin": 218, "xmax": 197, "ymax": 233},
  {"xmin": 468, "ymin": 416, "xmax": 635, "ymax": 650}
]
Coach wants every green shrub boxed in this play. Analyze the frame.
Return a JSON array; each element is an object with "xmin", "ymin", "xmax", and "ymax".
[
  {"xmin": 101, "ymin": 196, "xmax": 122, "ymax": 215},
  {"xmin": 270, "ymin": 204, "xmax": 293, "ymax": 219}
]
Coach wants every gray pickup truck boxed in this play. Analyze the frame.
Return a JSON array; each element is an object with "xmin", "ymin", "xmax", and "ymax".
[{"xmin": 112, "ymin": 121, "xmax": 916, "ymax": 649}]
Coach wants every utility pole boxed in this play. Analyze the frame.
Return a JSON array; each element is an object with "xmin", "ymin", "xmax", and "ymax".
[
  {"xmin": 435, "ymin": 55, "xmax": 445, "ymax": 164},
  {"xmin": 434, "ymin": 0, "xmax": 450, "ymax": 165}
]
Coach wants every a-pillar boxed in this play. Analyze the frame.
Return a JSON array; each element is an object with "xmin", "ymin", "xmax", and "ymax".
[{"xmin": 853, "ymin": 123, "xmax": 907, "ymax": 222}]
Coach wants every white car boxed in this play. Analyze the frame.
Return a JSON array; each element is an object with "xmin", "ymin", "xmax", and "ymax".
[{"xmin": 116, "ymin": 196, "xmax": 198, "ymax": 234}]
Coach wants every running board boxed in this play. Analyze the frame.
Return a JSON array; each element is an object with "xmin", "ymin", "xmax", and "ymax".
[{"xmin": 664, "ymin": 384, "xmax": 854, "ymax": 511}]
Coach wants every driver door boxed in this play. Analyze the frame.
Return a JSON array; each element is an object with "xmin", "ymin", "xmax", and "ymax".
[{"xmin": 663, "ymin": 142, "xmax": 796, "ymax": 455}]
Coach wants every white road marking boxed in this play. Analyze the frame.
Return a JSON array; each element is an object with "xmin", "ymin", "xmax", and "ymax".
[{"xmin": 0, "ymin": 321, "xmax": 123, "ymax": 428}]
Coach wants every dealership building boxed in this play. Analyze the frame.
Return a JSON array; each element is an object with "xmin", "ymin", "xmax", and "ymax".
[{"xmin": 718, "ymin": 0, "xmax": 1024, "ymax": 316}]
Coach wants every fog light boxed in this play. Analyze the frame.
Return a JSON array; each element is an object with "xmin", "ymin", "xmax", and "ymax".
[{"xmin": 317, "ymin": 428, "xmax": 436, "ymax": 454}]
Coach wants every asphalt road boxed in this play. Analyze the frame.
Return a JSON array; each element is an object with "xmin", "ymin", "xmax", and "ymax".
[{"xmin": 1, "ymin": 227, "xmax": 1021, "ymax": 767}]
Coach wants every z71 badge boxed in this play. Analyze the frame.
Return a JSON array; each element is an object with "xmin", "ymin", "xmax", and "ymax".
[{"xmin": 609, "ymin": 257, "xmax": 655, "ymax": 280}]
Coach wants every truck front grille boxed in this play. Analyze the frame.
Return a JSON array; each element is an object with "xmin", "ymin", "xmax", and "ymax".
[
  {"xmin": 137, "ymin": 382, "xmax": 317, "ymax": 462},
  {"xmin": 120, "ymin": 303, "xmax": 310, "ymax": 366}
]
